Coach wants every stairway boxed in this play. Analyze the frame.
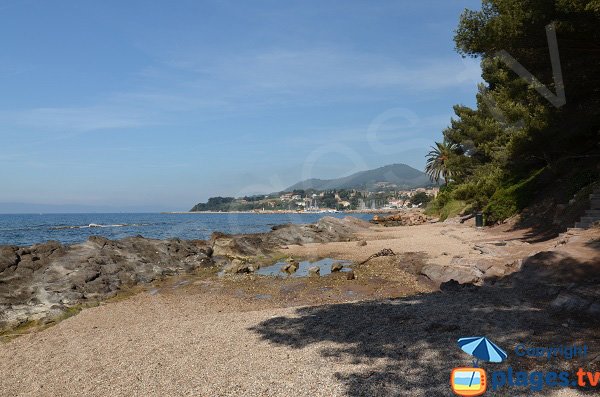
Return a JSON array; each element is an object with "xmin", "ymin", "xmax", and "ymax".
[{"xmin": 574, "ymin": 189, "xmax": 600, "ymax": 229}]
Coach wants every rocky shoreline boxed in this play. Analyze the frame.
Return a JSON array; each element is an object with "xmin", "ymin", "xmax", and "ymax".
[
  {"xmin": 3, "ymin": 214, "xmax": 599, "ymax": 338},
  {"xmin": 0, "ymin": 216, "xmax": 371, "ymax": 332}
]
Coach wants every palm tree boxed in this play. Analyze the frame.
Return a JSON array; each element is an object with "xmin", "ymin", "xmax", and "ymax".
[{"xmin": 425, "ymin": 141, "xmax": 458, "ymax": 185}]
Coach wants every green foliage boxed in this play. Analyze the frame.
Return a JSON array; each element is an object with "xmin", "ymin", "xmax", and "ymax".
[
  {"xmin": 320, "ymin": 192, "xmax": 338, "ymax": 209},
  {"xmin": 425, "ymin": 141, "xmax": 459, "ymax": 184},
  {"xmin": 426, "ymin": 0, "xmax": 600, "ymax": 223},
  {"xmin": 440, "ymin": 200, "xmax": 468, "ymax": 221},
  {"xmin": 484, "ymin": 169, "xmax": 544, "ymax": 223},
  {"xmin": 410, "ymin": 192, "xmax": 432, "ymax": 206},
  {"xmin": 425, "ymin": 185, "xmax": 467, "ymax": 220},
  {"xmin": 425, "ymin": 197, "xmax": 467, "ymax": 221},
  {"xmin": 190, "ymin": 197, "xmax": 235, "ymax": 211}
]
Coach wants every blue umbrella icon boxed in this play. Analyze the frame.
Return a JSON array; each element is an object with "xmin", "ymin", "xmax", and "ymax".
[
  {"xmin": 457, "ymin": 337, "xmax": 507, "ymax": 388},
  {"xmin": 458, "ymin": 336, "xmax": 508, "ymax": 365}
]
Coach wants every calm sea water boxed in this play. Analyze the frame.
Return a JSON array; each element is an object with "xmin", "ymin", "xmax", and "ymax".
[{"xmin": 0, "ymin": 212, "xmax": 375, "ymax": 247}]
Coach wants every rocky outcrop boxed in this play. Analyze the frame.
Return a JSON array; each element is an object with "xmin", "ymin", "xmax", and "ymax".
[
  {"xmin": 211, "ymin": 216, "xmax": 372, "ymax": 260},
  {"xmin": 0, "ymin": 216, "xmax": 372, "ymax": 331},
  {"xmin": 371, "ymin": 210, "xmax": 434, "ymax": 227},
  {"xmin": 269, "ymin": 216, "xmax": 371, "ymax": 246},
  {"xmin": 0, "ymin": 236, "xmax": 214, "ymax": 331},
  {"xmin": 418, "ymin": 257, "xmax": 523, "ymax": 286},
  {"xmin": 222, "ymin": 259, "xmax": 256, "ymax": 274}
]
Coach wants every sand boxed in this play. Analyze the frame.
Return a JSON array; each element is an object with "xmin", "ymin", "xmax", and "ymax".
[{"xmin": 1, "ymin": 222, "xmax": 598, "ymax": 396}]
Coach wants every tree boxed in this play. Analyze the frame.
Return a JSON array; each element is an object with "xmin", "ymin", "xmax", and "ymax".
[
  {"xmin": 425, "ymin": 141, "xmax": 458, "ymax": 185},
  {"xmin": 426, "ymin": 0, "xmax": 600, "ymax": 222},
  {"xmin": 410, "ymin": 192, "xmax": 432, "ymax": 207}
]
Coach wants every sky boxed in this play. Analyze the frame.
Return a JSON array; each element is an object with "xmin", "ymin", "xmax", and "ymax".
[{"xmin": 0, "ymin": 0, "xmax": 483, "ymax": 212}]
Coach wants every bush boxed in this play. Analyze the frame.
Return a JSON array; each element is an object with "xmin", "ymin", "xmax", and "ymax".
[
  {"xmin": 484, "ymin": 168, "xmax": 544, "ymax": 223},
  {"xmin": 410, "ymin": 192, "xmax": 432, "ymax": 206},
  {"xmin": 425, "ymin": 190, "xmax": 467, "ymax": 221},
  {"xmin": 439, "ymin": 199, "xmax": 467, "ymax": 220}
]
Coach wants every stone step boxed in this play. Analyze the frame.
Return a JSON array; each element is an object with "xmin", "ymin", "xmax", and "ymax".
[
  {"xmin": 575, "ymin": 222, "xmax": 591, "ymax": 229},
  {"xmin": 591, "ymin": 200, "xmax": 600, "ymax": 209},
  {"xmin": 586, "ymin": 210, "xmax": 600, "ymax": 216},
  {"xmin": 580, "ymin": 216, "xmax": 600, "ymax": 223}
]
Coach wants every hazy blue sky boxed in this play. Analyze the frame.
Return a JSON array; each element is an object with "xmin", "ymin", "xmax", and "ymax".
[{"xmin": 0, "ymin": 0, "xmax": 482, "ymax": 212}]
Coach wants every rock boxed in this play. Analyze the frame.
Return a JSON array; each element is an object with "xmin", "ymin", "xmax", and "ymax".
[
  {"xmin": 357, "ymin": 240, "xmax": 367, "ymax": 246},
  {"xmin": 282, "ymin": 261, "xmax": 299, "ymax": 273},
  {"xmin": 346, "ymin": 270, "xmax": 356, "ymax": 280},
  {"xmin": 0, "ymin": 246, "xmax": 19, "ymax": 273},
  {"xmin": 0, "ymin": 216, "xmax": 374, "ymax": 333},
  {"xmin": 211, "ymin": 233, "xmax": 269, "ymax": 258},
  {"xmin": 550, "ymin": 292, "xmax": 592, "ymax": 312},
  {"xmin": 331, "ymin": 263, "xmax": 344, "ymax": 272},
  {"xmin": 440, "ymin": 279, "xmax": 478, "ymax": 292},
  {"xmin": 420, "ymin": 263, "xmax": 483, "ymax": 285},
  {"xmin": 588, "ymin": 303, "xmax": 600, "ymax": 316},
  {"xmin": 223, "ymin": 259, "xmax": 253, "ymax": 274},
  {"xmin": 359, "ymin": 248, "xmax": 396, "ymax": 264},
  {"xmin": 308, "ymin": 266, "xmax": 320, "ymax": 277},
  {"xmin": 370, "ymin": 210, "xmax": 432, "ymax": 227}
]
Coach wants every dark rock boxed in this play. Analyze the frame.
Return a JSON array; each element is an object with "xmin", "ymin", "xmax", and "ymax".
[
  {"xmin": 282, "ymin": 261, "xmax": 299, "ymax": 273},
  {"xmin": 440, "ymin": 279, "xmax": 478, "ymax": 292},
  {"xmin": 550, "ymin": 292, "xmax": 592, "ymax": 312},
  {"xmin": 0, "ymin": 246, "xmax": 19, "ymax": 273},
  {"xmin": 331, "ymin": 263, "xmax": 344, "ymax": 272}
]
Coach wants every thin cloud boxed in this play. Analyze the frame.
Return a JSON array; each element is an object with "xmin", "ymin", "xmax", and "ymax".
[
  {"xmin": 167, "ymin": 48, "xmax": 481, "ymax": 94},
  {"xmin": 2, "ymin": 106, "xmax": 150, "ymax": 132},
  {"xmin": 0, "ymin": 49, "xmax": 480, "ymax": 133}
]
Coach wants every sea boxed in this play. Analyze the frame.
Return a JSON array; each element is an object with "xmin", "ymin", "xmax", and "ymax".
[{"xmin": 0, "ymin": 212, "xmax": 376, "ymax": 247}]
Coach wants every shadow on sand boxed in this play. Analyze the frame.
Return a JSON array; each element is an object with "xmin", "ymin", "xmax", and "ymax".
[{"xmin": 250, "ymin": 251, "xmax": 600, "ymax": 396}]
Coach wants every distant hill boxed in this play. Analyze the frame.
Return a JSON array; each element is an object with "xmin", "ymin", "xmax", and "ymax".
[{"xmin": 285, "ymin": 164, "xmax": 433, "ymax": 191}]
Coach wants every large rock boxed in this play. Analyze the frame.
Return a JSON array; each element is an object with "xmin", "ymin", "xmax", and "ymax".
[
  {"xmin": 209, "ymin": 216, "xmax": 371, "ymax": 260},
  {"xmin": 0, "ymin": 236, "xmax": 215, "ymax": 332},
  {"xmin": 371, "ymin": 210, "xmax": 433, "ymax": 227},
  {"xmin": 0, "ymin": 246, "xmax": 19, "ymax": 273},
  {"xmin": 222, "ymin": 259, "xmax": 254, "ymax": 274},
  {"xmin": 420, "ymin": 263, "xmax": 484, "ymax": 285}
]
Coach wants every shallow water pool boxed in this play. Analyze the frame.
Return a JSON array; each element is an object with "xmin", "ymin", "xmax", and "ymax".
[{"xmin": 255, "ymin": 258, "xmax": 352, "ymax": 277}]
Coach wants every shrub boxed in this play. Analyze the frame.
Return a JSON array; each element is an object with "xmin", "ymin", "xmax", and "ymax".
[{"xmin": 484, "ymin": 168, "xmax": 544, "ymax": 223}]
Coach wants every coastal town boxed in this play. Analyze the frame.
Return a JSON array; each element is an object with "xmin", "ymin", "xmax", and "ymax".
[{"xmin": 189, "ymin": 187, "xmax": 440, "ymax": 213}]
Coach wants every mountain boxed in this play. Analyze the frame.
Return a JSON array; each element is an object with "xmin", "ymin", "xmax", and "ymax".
[{"xmin": 285, "ymin": 164, "xmax": 433, "ymax": 191}]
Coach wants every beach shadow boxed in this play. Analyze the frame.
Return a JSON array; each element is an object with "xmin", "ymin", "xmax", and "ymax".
[
  {"xmin": 585, "ymin": 237, "xmax": 600, "ymax": 251},
  {"xmin": 249, "ymin": 253, "xmax": 600, "ymax": 396}
]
